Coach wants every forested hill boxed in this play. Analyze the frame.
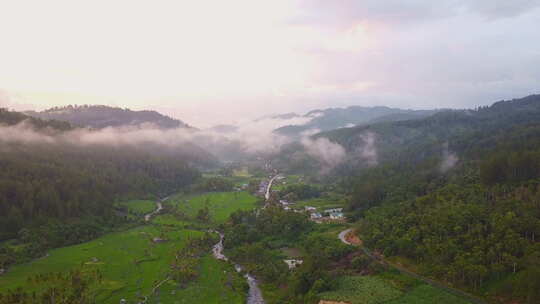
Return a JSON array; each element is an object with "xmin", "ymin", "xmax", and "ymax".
[
  {"xmin": 0, "ymin": 108, "xmax": 211, "ymax": 269},
  {"xmin": 332, "ymin": 94, "xmax": 540, "ymax": 303},
  {"xmin": 0, "ymin": 108, "xmax": 72, "ymax": 131},
  {"xmin": 320, "ymin": 94, "xmax": 540, "ymax": 168},
  {"xmin": 274, "ymin": 105, "xmax": 440, "ymax": 137},
  {"xmin": 25, "ymin": 105, "xmax": 191, "ymax": 129}
]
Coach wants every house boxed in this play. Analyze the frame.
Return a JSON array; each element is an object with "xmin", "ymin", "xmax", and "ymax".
[
  {"xmin": 284, "ymin": 206, "xmax": 291, "ymax": 211},
  {"xmin": 310, "ymin": 212, "xmax": 322, "ymax": 219},
  {"xmin": 304, "ymin": 206, "xmax": 316, "ymax": 212},
  {"xmin": 152, "ymin": 237, "xmax": 168, "ymax": 243},
  {"xmin": 324, "ymin": 208, "xmax": 343, "ymax": 213},
  {"xmin": 284, "ymin": 259, "xmax": 303, "ymax": 269},
  {"xmin": 329, "ymin": 212, "xmax": 344, "ymax": 219}
]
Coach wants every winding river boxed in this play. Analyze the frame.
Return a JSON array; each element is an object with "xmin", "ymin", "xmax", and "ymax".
[
  {"xmin": 212, "ymin": 231, "xmax": 265, "ymax": 304},
  {"xmin": 144, "ymin": 196, "xmax": 168, "ymax": 222},
  {"xmin": 209, "ymin": 174, "xmax": 278, "ymax": 304}
]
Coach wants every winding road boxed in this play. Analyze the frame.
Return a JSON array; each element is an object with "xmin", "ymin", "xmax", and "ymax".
[{"xmin": 338, "ymin": 228, "xmax": 354, "ymax": 245}]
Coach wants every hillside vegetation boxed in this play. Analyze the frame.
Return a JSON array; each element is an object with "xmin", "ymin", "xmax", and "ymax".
[{"xmin": 25, "ymin": 105, "xmax": 190, "ymax": 129}]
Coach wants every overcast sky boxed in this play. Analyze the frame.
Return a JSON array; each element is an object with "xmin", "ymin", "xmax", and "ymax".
[{"xmin": 0, "ymin": 0, "xmax": 539, "ymax": 127}]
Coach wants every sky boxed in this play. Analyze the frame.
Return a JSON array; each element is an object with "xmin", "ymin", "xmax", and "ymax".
[{"xmin": 0, "ymin": 0, "xmax": 539, "ymax": 127}]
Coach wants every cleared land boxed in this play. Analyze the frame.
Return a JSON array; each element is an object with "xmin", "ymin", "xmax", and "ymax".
[
  {"xmin": 115, "ymin": 199, "xmax": 157, "ymax": 215},
  {"xmin": 167, "ymin": 191, "xmax": 258, "ymax": 223},
  {"xmin": 0, "ymin": 225, "xmax": 204, "ymax": 303},
  {"xmin": 149, "ymin": 255, "xmax": 246, "ymax": 304},
  {"xmin": 318, "ymin": 275, "xmax": 472, "ymax": 304}
]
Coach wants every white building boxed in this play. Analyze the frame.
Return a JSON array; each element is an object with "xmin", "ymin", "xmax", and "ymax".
[
  {"xmin": 329, "ymin": 212, "xmax": 344, "ymax": 219},
  {"xmin": 284, "ymin": 259, "xmax": 303, "ymax": 269},
  {"xmin": 304, "ymin": 206, "xmax": 317, "ymax": 212},
  {"xmin": 310, "ymin": 212, "xmax": 322, "ymax": 219},
  {"xmin": 324, "ymin": 208, "xmax": 343, "ymax": 213}
]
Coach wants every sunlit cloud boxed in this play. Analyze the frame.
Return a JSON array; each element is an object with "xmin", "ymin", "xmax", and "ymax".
[{"xmin": 1, "ymin": 0, "xmax": 539, "ymax": 126}]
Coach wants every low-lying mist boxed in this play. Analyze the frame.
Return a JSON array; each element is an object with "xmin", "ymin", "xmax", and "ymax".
[{"xmin": 0, "ymin": 115, "xmax": 383, "ymax": 174}]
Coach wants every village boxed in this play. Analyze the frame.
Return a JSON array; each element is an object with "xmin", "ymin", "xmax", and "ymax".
[
  {"xmin": 257, "ymin": 176, "xmax": 345, "ymax": 223},
  {"xmin": 255, "ymin": 175, "xmax": 346, "ymax": 270}
]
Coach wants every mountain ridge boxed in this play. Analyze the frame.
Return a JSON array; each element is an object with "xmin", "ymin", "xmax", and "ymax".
[{"xmin": 25, "ymin": 105, "xmax": 192, "ymax": 129}]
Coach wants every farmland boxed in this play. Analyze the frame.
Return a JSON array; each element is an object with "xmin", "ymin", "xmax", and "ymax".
[
  {"xmin": 0, "ymin": 225, "xmax": 206, "ymax": 303},
  {"xmin": 318, "ymin": 275, "xmax": 472, "ymax": 304},
  {"xmin": 166, "ymin": 191, "xmax": 259, "ymax": 223},
  {"xmin": 115, "ymin": 199, "xmax": 157, "ymax": 215},
  {"xmin": 0, "ymin": 191, "xmax": 258, "ymax": 303}
]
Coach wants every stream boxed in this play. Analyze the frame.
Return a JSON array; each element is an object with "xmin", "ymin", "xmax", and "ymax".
[
  {"xmin": 144, "ymin": 196, "xmax": 168, "ymax": 222},
  {"xmin": 209, "ymin": 174, "xmax": 277, "ymax": 303},
  {"xmin": 212, "ymin": 231, "xmax": 265, "ymax": 304}
]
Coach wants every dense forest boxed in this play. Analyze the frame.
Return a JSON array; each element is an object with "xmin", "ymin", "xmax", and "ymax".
[
  {"xmin": 328, "ymin": 95, "xmax": 540, "ymax": 303},
  {"xmin": 0, "ymin": 109, "xmax": 202, "ymax": 268}
]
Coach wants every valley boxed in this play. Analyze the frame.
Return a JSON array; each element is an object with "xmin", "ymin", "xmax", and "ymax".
[
  {"xmin": 0, "ymin": 169, "xmax": 474, "ymax": 304},
  {"xmin": 1, "ymin": 95, "xmax": 540, "ymax": 303}
]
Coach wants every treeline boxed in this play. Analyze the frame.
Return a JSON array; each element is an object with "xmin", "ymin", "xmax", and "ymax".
[
  {"xmin": 0, "ymin": 143, "xmax": 200, "ymax": 240},
  {"xmin": 0, "ymin": 108, "xmax": 72, "ymax": 131}
]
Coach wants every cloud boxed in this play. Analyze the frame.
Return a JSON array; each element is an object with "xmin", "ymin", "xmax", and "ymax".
[
  {"xmin": 440, "ymin": 143, "xmax": 458, "ymax": 172},
  {"xmin": 293, "ymin": 0, "xmax": 540, "ymax": 28},
  {"xmin": 301, "ymin": 137, "xmax": 346, "ymax": 173},
  {"xmin": 0, "ymin": 114, "xmax": 313, "ymax": 162},
  {"xmin": 1, "ymin": 0, "xmax": 539, "ymax": 124},
  {"xmin": 357, "ymin": 132, "xmax": 378, "ymax": 167}
]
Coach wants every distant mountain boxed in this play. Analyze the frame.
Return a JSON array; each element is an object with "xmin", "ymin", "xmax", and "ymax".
[
  {"xmin": 270, "ymin": 94, "xmax": 540, "ymax": 175},
  {"xmin": 25, "ymin": 105, "xmax": 191, "ymax": 129},
  {"xmin": 273, "ymin": 106, "xmax": 440, "ymax": 136}
]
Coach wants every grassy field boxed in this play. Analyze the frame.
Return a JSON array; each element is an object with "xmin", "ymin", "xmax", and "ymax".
[
  {"xmin": 149, "ymin": 256, "xmax": 246, "ymax": 304},
  {"xmin": 115, "ymin": 199, "xmax": 157, "ymax": 215},
  {"xmin": 319, "ymin": 276, "xmax": 403, "ymax": 304},
  {"xmin": 0, "ymin": 189, "xmax": 261, "ymax": 303},
  {"xmin": 318, "ymin": 275, "xmax": 472, "ymax": 304},
  {"xmin": 0, "ymin": 225, "xmax": 204, "ymax": 303},
  {"xmin": 385, "ymin": 284, "xmax": 472, "ymax": 304},
  {"xmin": 167, "ymin": 191, "xmax": 258, "ymax": 223}
]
